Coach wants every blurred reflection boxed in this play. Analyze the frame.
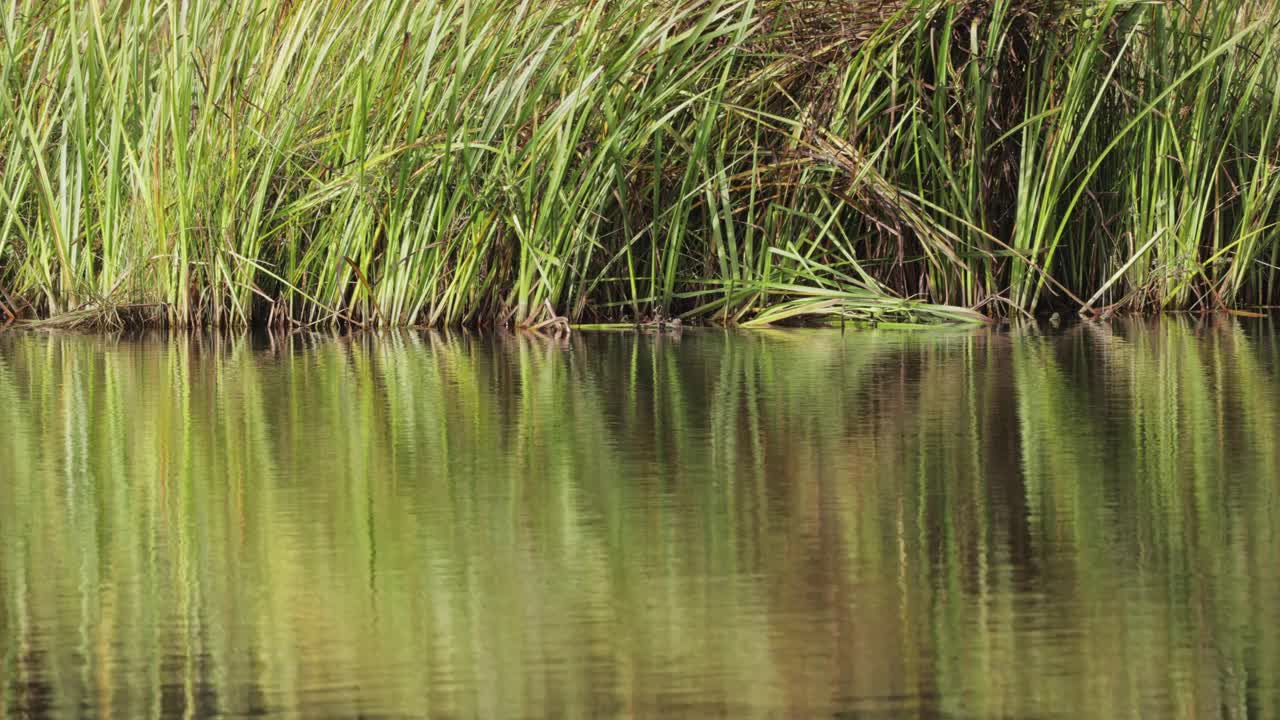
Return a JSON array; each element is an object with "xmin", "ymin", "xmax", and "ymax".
[{"xmin": 1, "ymin": 320, "xmax": 1278, "ymax": 718}]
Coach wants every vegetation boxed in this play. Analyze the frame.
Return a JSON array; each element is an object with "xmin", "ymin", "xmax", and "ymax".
[{"xmin": 1, "ymin": 0, "xmax": 1278, "ymax": 328}]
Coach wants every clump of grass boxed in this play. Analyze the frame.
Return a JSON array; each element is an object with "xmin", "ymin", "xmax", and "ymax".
[{"xmin": 1, "ymin": 0, "xmax": 1277, "ymax": 328}]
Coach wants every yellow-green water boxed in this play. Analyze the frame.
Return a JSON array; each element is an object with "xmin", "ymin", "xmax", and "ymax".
[{"xmin": 2, "ymin": 322, "xmax": 1279, "ymax": 718}]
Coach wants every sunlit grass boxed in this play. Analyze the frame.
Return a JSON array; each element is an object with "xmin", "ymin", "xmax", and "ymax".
[{"xmin": 1, "ymin": 0, "xmax": 1278, "ymax": 327}]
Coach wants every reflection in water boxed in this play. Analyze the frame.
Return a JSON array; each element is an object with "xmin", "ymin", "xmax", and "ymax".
[{"xmin": 1, "ymin": 321, "xmax": 1279, "ymax": 718}]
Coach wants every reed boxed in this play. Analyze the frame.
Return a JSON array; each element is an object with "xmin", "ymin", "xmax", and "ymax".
[{"xmin": 1, "ymin": 0, "xmax": 1277, "ymax": 327}]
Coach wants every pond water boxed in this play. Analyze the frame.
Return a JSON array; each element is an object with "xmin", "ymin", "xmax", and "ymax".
[{"xmin": 1, "ymin": 321, "xmax": 1279, "ymax": 718}]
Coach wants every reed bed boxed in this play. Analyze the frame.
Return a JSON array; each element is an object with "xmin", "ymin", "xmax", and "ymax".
[{"xmin": 1, "ymin": 0, "xmax": 1278, "ymax": 327}]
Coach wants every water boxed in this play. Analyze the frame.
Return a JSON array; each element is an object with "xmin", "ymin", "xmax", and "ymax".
[{"xmin": 2, "ymin": 320, "xmax": 1279, "ymax": 718}]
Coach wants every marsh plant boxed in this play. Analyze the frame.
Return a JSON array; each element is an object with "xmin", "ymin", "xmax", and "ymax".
[{"xmin": 1, "ymin": 0, "xmax": 1278, "ymax": 327}]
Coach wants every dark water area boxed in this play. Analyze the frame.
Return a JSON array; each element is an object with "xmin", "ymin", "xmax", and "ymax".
[{"xmin": 2, "ymin": 320, "xmax": 1279, "ymax": 718}]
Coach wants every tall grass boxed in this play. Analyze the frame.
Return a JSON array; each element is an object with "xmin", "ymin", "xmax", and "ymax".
[{"xmin": 1, "ymin": 0, "xmax": 1278, "ymax": 327}]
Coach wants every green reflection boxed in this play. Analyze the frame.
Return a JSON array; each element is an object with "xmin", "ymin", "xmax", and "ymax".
[{"xmin": 1, "ymin": 322, "xmax": 1278, "ymax": 718}]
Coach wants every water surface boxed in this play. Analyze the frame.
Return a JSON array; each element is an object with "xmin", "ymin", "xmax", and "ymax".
[{"xmin": 2, "ymin": 321, "xmax": 1279, "ymax": 718}]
